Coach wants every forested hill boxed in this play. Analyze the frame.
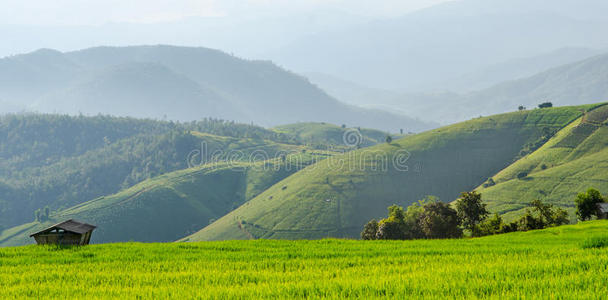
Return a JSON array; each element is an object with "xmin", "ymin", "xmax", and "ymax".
[
  {"xmin": 0, "ymin": 113, "xmax": 390, "ymax": 232},
  {"xmin": 0, "ymin": 45, "xmax": 435, "ymax": 132}
]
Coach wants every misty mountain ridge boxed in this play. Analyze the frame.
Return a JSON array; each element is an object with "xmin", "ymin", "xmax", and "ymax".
[
  {"xmin": 309, "ymin": 49, "xmax": 608, "ymax": 125},
  {"xmin": 0, "ymin": 45, "xmax": 435, "ymax": 132},
  {"xmin": 273, "ymin": 0, "xmax": 608, "ymax": 91}
]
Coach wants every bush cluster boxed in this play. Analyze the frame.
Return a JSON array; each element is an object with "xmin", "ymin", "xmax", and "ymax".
[{"xmin": 362, "ymin": 190, "xmax": 573, "ymax": 240}]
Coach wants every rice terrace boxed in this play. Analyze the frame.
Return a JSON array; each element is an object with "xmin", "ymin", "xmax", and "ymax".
[
  {"xmin": 3, "ymin": 0, "xmax": 608, "ymax": 299},
  {"xmin": 1, "ymin": 221, "xmax": 607, "ymax": 299}
]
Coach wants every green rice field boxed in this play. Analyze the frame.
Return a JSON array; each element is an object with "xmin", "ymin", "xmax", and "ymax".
[{"xmin": 1, "ymin": 221, "xmax": 608, "ymax": 299}]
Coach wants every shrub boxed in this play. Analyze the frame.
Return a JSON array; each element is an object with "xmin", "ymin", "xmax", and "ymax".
[{"xmin": 482, "ymin": 178, "xmax": 495, "ymax": 188}]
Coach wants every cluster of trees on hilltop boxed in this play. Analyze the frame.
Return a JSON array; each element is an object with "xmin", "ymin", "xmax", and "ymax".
[
  {"xmin": 362, "ymin": 191, "xmax": 571, "ymax": 240},
  {"xmin": 0, "ymin": 114, "xmax": 299, "ymax": 174},
  {"xmin": 180, "ymin": 118, "xmax": 297, "ymax": 144}
]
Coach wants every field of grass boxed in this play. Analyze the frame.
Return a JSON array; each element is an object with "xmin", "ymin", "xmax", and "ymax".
[
  {"xmin": 1, "ymin": 221, "xmax": 608, "ymax": 298},
  {"xmin": 186, "ymin": 105, "xmax": 591, "ymax": 241}
]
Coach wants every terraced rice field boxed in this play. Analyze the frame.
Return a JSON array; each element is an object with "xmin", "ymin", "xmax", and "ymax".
[{"xmin": 1, "ymin": 221, "xmax": 607, "ymax": 299}]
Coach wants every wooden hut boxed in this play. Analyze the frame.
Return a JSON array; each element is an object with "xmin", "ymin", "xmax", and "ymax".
[
  {"xmin": 30, "ymin": 219, "xmax": 96, "ymax": 245},
  {"xmin": 598, "ymin": 203, "xmax": 608, "ymax": 220}
]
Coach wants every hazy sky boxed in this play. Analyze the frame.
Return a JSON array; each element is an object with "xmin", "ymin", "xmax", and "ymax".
[{"xmin": 0, "ymin": 0, "xmax": 453, "ymax": 26}]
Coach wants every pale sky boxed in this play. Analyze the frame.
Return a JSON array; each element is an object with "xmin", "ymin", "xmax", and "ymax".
[{"xmin": 0, "ymin": 0, "xmax": 454, "ymax": 26}]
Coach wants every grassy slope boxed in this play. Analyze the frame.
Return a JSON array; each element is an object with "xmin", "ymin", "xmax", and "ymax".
[
  {"xmin": 0, "ymin": 149, "xmax": 335, "ymax": 246},
  {"xmin": 478, "ymin": 103, "xmax": 608, "ymax": 220},
  {"xmin": 185, "ymin": 105, "xmax": 591, "ymax": 241},
  {"xmin": 1, "ymin": 221, "xmax": 608, "ymax": 298}
]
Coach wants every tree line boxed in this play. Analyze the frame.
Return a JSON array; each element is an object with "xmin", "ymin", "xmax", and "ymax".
[{"xmin": 362, "ymin": 188, "xmax": 606, "ymax": 240}]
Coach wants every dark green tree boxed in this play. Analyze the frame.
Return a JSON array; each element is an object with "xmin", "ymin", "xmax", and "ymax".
[
  {"xmin": 575, "ymin": 188, "xmax": 605, "ymax": 221},
  {"xmin": 538, "ymin": 102, "xmax": 553, "ymax": 108},
  {"xmin": 518, "ymin": 199, "xmax": 569, "ymax": 230},
  {"xmin": 474, "ymin": 213, "xmax": 503, "ymax": 237},
  {"xmin": 385, "ymin": 135, "xmax": 393, "ymax": 144},
  {"xmin": 361, "ymin": 219, "xmax": 379, "ymax": 240},
  {"xmin": 455, "ymin": 191, "xmax": 489, "ymax": 231},
  {"xmin": 376, "ymin": 205, "xmax": 407, "ymax": 240},
  {"xmin": 419, "ymin": 202, "xmax": 462, "ymax": 239}
]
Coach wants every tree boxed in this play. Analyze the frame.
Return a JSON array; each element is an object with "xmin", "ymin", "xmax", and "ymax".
[
  {"xmin": 419, "ymin": 202, "xmax": 462, "ymax": 239},
  {"xmin": 455, "ymin": 191, "xmax": 489, "ymax": 231},
  {"xmin": 538, "ymin": 102, "xmax": 553, "ymax": 109},
  {"xmin": 376, "ymin": 219, "xmax": 406, "ymax": 240},
  {"xmin": 361, "ymin": 219, "xmax": 379, "ymax": 240},
  {"xmin": 575, "ymin": 188, "xmax": 605, "ymax": 221},
  {"xmin": 474, "ymin": 213, "xmax": 503, "ymax": 237},
  {"xmin": 385, "ymin": 135, "xmax": 393, "ymax": 144},
  {"xmin": 376, "ymin": 205, "xmax": 407, "ymax": 240},
  {"xmin": 518, "ymin": 105, "xmax": 526, "ymax": 111},
  {"xmin": 518, "ymin": 199, "xmax": 569, "ymax": 231}
]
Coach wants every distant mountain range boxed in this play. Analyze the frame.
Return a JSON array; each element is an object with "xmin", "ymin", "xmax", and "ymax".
[
  {"xmin": 274, "ymin": 0, "xmax": 608, "ymax": 91},
  {"xmin": 308, "ymin": 50, "xmax": 608, "ymax": 125},
  {"xmin": 0, "ymin": 45, "xmax": 435, "ymax": 132}
]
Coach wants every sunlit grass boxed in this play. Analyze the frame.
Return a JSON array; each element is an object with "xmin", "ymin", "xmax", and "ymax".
[{"xmin": 1, "ymin": 221, "xmax": 607, "ymax": 298}]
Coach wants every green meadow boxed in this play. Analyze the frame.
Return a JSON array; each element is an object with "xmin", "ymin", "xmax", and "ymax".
[{"xmin": 2, "ymin": 221, "xmax": 608, "ymax": 299}]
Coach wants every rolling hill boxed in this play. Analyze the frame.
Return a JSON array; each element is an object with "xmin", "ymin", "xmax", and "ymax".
[
  {"xmin": 0, "ymin": 114, "xmax": 392, "ymax": 244},
  {"xmin": 0, "ymin": 150, "xmax": 336, "ymax": 246},
  {"xmin": 183, "ymin": 104, "xmax": 597, "ymax": 241},
  {"xmin": 0, "ymin": 45, "xmax": 434, "ymax": 132},
  {"xmin": 478, "ymin": 103, "xmax": 608, "ymax": 220}
]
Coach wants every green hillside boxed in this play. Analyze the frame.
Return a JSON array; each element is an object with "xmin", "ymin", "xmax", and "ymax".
[
  {"xmin": 0, "ymin": 129, "xmax": 303, "ymax": 229},
  {"xmin": 2, "ymin": 221, "xmax": 608, "ymax": 298},
  {"xmin": 1, "ymin": 113, "xmax": 396, "ymax": 244},
  {"xmin": 478, "ymin": 103, "xmax": 608, "ymax": 220},
  {"xmin": 184, "ymin": 105, "xmax": 594, "ymax": 241},
  {"xmin": 0, "ymin": 150, "xmax": 336, "ymax": 246}
]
